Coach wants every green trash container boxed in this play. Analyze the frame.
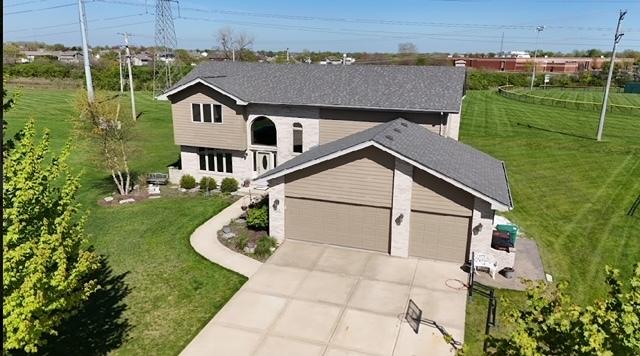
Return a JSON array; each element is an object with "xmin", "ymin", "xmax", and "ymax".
[{"xmin": 496, "ymin": 224, "xmax": 519, "ymax": 246}]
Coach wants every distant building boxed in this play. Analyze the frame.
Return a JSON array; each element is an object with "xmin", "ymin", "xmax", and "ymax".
[
  {"xmin": 450, "ymin": 56, "xmax": 635, "ymax": 74},
  {"xmin": 57, "ymin": 51, "xmax": 82, "ymax": 64},
  {"xmin": 509, "ymin": 51, "xmax": 530, "ymax": 59},
  {"xmin": 132, "ymin": 53, "xmax": 152, "ymax": 66},
  {"xmin": 21, "ymin": 50, "xmax": 82, "ymax": 64},
  {"xmin": 319, "ymin": 54, "xmax": 355, "ymax": 65}
]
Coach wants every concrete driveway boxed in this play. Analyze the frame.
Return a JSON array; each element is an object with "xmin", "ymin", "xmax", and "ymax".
[{"xmin": 182, "ymin": 240, "xmax": 469, "ymax": 356}]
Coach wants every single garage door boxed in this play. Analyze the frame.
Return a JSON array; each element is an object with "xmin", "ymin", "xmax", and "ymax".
[
  {"xmin": 409, "ymin": 212, "xmax": 471, "ymax": 263},
  {"xmin": 285, "ymin": 197, "xmax": 391, "ymax": 253}
]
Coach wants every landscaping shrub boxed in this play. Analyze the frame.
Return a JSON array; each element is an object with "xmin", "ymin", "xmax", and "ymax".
[
  {"xmin": 234, "ymin": 235, "xmax": 248, "ymax": 250},
  {"xmin": 199, "ymin": 176, "xmax": 217, "ymax": 191},
  {"xmin": 255, "ymin": 236, "xmax": 277, "ymax": 258},
  {"xmin": 247, "ymin": 204, "xmax": 269, "ymax": 230},
  {"xmin": 179, "ymin": 174, "xmax": 196, "ymax": 189},
  {"xmin": 220, "ymin": 177, "xmax": 239, "ymax": 193}
]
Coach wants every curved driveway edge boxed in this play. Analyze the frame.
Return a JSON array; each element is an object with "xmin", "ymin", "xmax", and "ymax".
[{"xmin": 190, "ymin": 194, "xmax": 264, "ymax": 278}]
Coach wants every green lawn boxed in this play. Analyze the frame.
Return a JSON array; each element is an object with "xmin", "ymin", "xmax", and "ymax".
[
  {"xmin": 513, "ymin": 87, "xmax": 640, "ymax": 107},
  {"xmin": 4, "ymin": 87, "xmax": 247, "ymax": 355},
  {"xmin": 6, "ymin": 87, "xmax": 639, "ymax": 355},
  {"xmin": 461, "ymin": 90, "xmax": 639, "ymax": 302},
  {"xmin": 461, "ymin": 90, "xmax": 639, "ymax": 354}
]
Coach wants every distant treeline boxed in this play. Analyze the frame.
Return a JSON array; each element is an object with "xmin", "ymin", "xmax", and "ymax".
[
  {"xmin": 466, "ymin": 68, "xmax": 637, "ymax": 90},
  {"xmin": 3, "ymin": 59, "xmax": 193, "ymax": 91},
  {"xmin": 4, "ymin": 57, "xmax": 637, "ymax": 92}
]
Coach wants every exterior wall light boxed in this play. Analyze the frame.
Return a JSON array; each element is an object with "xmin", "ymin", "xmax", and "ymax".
[
  {"xmin": 395, "ymin": 213, "xmax": 404, "ymax": 225},
  {"xmin": 272, "ymin": 199, "xmax": 280, "ymax": 210},
  {"xmin": 472, "ymin": 223, "xmax": 483, "ymax": 236}
]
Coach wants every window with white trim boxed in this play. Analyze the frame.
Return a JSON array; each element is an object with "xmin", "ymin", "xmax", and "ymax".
[
  {"xmin": 192, "ymin": 103, "xmax": 223, "ymax": 123},
  {"xmin": 198, "ymin": 148, "xmax": 233, "ymax": 173}
]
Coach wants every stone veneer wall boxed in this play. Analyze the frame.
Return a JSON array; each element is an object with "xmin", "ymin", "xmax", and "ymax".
[
  {"xmin": 170, "ymin": 146, "xmax": 252, "ymax": 185},
  {"xmin": 268, "ymin": 176, "xmax": 285, "ymax": 243},
  {"xmin": 469, "ymin": 197, "xmax": 515, "ymax": 271},
  {"xmin": 390, "ymin": 159, "xmax": 413, "ymax": 257}
]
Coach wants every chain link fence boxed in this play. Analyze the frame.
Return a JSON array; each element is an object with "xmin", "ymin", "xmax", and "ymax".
[{"xmin": 497, "ymin": 85, "xmax": 640, "ymax": 114}]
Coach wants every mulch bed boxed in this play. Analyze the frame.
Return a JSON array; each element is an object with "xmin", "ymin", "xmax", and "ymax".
[{"xmin": 217, "ymin": 218, "xmax": 273, "ymax": 262}]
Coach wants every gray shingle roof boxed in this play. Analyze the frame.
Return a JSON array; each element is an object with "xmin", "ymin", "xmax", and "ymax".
[
  {"xmin": 258, "ymin": 118, "xmax": 513, "ymax": 208},
  {"xmin": 167, "ymin": 61, "xmax": 466, "ymax": 112}
]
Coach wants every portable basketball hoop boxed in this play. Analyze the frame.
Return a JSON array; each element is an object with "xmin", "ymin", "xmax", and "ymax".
[{"xmin": 405, "ymin": 299, "xmax": 422, "ymax": 334}]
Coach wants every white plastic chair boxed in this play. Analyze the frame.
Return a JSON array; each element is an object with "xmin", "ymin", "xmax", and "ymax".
[{"xmin": 474, "ymin": 252, "xmax": 498, "ymax": 279}]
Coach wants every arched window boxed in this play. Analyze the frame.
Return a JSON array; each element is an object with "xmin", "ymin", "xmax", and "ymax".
[
  {"xmin": 293, "ymin": 123, "xmax": 303, "ymax": 153},
  {"xmin": 251, "ymin": 117, "xmax": 277, "ymax": 146}
]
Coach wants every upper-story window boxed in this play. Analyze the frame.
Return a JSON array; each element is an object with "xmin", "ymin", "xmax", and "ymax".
[
  {"xmin": 293, "ymin": 123, "xmax": 303, "ymax": 153},
  {"xmin": 192, "ymin": 103, "xmax": 222, "ymax": 123}
]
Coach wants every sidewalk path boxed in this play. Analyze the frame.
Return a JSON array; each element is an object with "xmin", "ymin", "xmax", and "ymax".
[{"xmin": 190, "ymin": 194, "xmax": 264, "ymax": 278}]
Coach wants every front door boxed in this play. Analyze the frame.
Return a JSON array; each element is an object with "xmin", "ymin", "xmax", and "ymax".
[{"xmin": 256, "ymin": 151, "xmax": 273, "ymax": 175}]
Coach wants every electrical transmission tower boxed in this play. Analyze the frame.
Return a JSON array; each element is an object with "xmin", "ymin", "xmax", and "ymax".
[{"xmin": 153, "ymin": 0, "xmax": 178, "ymax": 97}]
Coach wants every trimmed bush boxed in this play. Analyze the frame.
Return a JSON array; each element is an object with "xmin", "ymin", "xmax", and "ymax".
[
  {"xmin": 247, "ymin": 204, "xmax": 269, "ymax": 230},
  {"xmin": 199, "ymin": 176, "xmax": 217, "ymax": 191},
  {"xmin": 255, "ymin": 236, "xmax": 277, "ymax": 258},
  {"xmin": 220, "ymin": 177, "xmax": 239, "ymax": 193},
  {"xmin": 179, "ymin": 174, "xmax": 196, "ymax": 189}
]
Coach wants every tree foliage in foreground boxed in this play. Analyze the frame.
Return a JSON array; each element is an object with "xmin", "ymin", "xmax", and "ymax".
[
  {"xmin": 3, "ymin": 120, "xmax": 100, "ymax": 353},
  {"xmin": 487, "ymin": 264, "xmax": 640, "ymax": 356}
]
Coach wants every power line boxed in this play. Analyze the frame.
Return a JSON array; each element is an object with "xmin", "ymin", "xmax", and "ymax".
[
  {"xmin": 90, "ymin": 0, "xmax": 640, "ymax": 32},
  {"xmin": 4, "ymin": 13, "xmax": 149, "ymax": 34},
  {"xmin": 177, "ymin": 16, "xmax": 629, "ymax": 48},
  {"xmin": 4, "ymin": 2, "xmax": 76, "ymax": 15},
  {"xmin": 3, "ymin": 0, "xmax": 55, "ymax": 9},
  {"xmin": 8, "ymin": 20, "xmax": 155, "ymax": 39}
]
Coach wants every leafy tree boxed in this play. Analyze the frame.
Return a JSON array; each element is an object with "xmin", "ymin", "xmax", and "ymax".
[
  {"xmin": 487, "ymin": 264, "xmax": 640, "ymax": 355},
  {"xmin": 75, "ymin": 92, "xmax": 135, "ymax": 195},
  {"xmin": 398, "ymin": 42, "xmax": 418, "ymax": 54},
  {"xmin": 3, "ymin": 120, "xmax": 101, "ymax": 353}
]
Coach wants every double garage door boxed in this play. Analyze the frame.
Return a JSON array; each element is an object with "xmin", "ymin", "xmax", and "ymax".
[{"xmin": 285, "ymin": 198, "xmax": 471, "ymax": 263}]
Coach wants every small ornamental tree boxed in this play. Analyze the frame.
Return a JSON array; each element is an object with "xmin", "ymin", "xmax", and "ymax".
[
  {"xmin": 3, "ymin": 120, "xmax": 100, "ymax": 353},
  {"xmin": 487, "ymin": 264, "xmax": 640, "ymax": 356},
  {"xmin": 75, "ymin": 92, "xmax": 134, "ymax": 196}
]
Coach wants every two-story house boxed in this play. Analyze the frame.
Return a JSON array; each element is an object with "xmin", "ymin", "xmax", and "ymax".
[{"xmin": 160, "ymin": 62, "xmax": 513, "ymax": 269}]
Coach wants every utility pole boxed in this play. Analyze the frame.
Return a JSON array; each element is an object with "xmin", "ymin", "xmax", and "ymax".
[
  {"xmin": 286, "ymin": 48, "xmax": 289, "ymax": 63},
  {"xmin": 499, "ymin": 32, "xmax": 504, "ymax": 56},
  {"xmin": 597, "ymin": 10, "xmax": 627, "ymax": 142},
  {"xmin": 119, "ymin": 32, "xmax": 137, "ymax": 121},
  {"xmin": 232, "ymin": 47, "xmax": 235, "ymax": 62},
  {"xmin": 118, "ymin": 48, "xmax": 124, "ymax": 93},
  {"xmin": 530, "ymin": 25, "xmax": 544, "ymax": 91},
  {"xmin": 77, "ymin": 0, "xmax": 94, "ymax": 102}
]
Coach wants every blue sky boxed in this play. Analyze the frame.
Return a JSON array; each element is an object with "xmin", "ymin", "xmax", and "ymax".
[{"xmin": 4, "ymin": 0, "xmax": 640, "ymax": 53}]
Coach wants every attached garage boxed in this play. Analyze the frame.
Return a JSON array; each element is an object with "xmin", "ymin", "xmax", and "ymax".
[
  {"xmin": 409, "ymin": 169, "xmax": 474, "ymax": 263},
  {"xmin": 261, "ymin": 118, "xmax": 514, "ymax": 264},
  {"xmin": 282, "ymin": 146, "xmax": 394, "ymax": 253}
]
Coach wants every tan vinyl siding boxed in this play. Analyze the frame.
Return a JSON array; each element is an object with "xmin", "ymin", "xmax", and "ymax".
[
  {"xmin": 411, "ymin": 169, "xmax": 473, "ymax": 217},
  {"xmin": 169, "ymin": 83, "xmax": 247, "ymax": 150},
  {"xmin": 409, "ymin": 212, "xmax": 471, "ymax": 262},
  {"xmin": 285, "ymin": 197, "xmax": 391, "ymax": 253},
  {"xmin": 285, "ymin": 146, "xmax": 394, "ymax": 208},
  {"xmin": 319, "ymin": 108, "xmax": 442, "ymax": 144}
]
